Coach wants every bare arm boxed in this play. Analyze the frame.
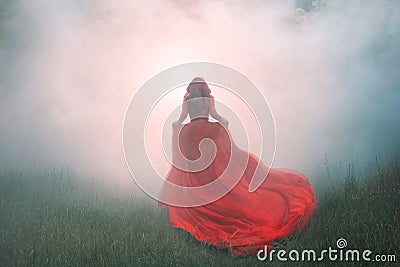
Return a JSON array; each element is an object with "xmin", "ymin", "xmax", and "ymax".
[
  {"xmin": 174, "ymin": 93, "xmax": 189, "ymax": 126},
  {"xmin": 209, "ymin": 95, "xmax": 229, "ymax": 127}
]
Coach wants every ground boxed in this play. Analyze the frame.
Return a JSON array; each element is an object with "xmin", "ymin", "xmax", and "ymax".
[{"xmin": 0, "ymin": 157, "xmax": 399, "ymax": 266}]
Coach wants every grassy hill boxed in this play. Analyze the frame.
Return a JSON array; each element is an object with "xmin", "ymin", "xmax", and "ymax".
[{"xmin": 0, "ymin": 158, "xmax": 399, "ymax": 266}]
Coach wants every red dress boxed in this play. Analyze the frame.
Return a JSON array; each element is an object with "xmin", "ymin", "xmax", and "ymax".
[{"xmin": 159, "ymin": 120, "xmax": 317, "ymax": 256}]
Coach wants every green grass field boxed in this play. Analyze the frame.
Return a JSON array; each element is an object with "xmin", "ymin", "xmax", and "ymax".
[{"xmin": 0, "ymin": 157, "xmax": 399, "ymax": 266}]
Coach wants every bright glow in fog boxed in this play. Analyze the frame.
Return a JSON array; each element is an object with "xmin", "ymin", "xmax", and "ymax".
[{"xmin": 0, "ymin": 0, "xmax": 399, "ymax": 194}]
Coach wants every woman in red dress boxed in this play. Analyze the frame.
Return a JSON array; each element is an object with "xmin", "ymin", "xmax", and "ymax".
[{"xmin": 159, "ymin": 77, "xmax": 317, "ymax": 256}]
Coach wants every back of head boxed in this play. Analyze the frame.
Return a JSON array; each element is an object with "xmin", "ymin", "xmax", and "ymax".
[{"xmin": 186, "ymin": 77, "xmax": 211, "ymax": 120}]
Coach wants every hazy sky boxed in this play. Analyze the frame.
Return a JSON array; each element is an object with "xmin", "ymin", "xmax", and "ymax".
[{"xmin": 0, "ymin": 0, "xmax": 399, "ymax": 191}]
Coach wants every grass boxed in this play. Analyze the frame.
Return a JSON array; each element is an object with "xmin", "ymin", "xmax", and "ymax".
[{"xmin": 0, "ymin": 157, "xmax": 399, "ymax": 266}]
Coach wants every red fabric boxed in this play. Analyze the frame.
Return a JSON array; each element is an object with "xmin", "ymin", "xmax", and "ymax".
[{"xmin": 159, "ymin": 120, "xmax": 317, "ymax": 256}]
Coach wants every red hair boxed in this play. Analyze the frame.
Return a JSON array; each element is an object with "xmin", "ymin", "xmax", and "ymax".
[
  {"xmin": 185, "ymin": 77, "xmax": 211, "ymax": 119},
  {"xmin": 186, "ymin": 77, "xmax": 211, "ymax": 100}
]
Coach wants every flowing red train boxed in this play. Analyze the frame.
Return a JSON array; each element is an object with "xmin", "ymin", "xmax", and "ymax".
[{"xmin": 159, "ymin": 119, "xmax": 317, "ymax": 256}]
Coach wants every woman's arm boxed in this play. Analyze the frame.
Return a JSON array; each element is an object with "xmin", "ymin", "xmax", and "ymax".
[
  {"xmin": 173, "ymin": 93, "xmax": 189, "ymax": 126},
  {"xmin": 209, "ymin": 95, "xmax": 229, "ymax": 127}
]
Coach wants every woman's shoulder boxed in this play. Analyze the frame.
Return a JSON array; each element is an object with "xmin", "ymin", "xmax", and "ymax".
[
  {"xmin": 173, "ymin": 120, "xmax": 227, "ymax": 132},
  {"xmin": 179, "ymin": 121, "xmax": 221, "ymax": 130},
  {"xmin": 187, "ymin": 121, "xmax": 229, "ymax": 136},
  {"xmin": 188, "ymin": 120, "xmax": 222, "ymax": 126}
]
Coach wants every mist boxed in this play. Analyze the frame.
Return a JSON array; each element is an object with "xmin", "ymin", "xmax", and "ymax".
[{"xmin": 0, "ymin": 0, "xmax": 399, "ymax": 194}]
